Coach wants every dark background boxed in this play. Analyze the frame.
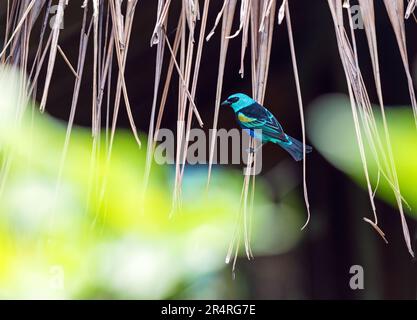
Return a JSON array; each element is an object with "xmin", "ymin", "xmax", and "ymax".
[{"xmin": 1, "ymin": 0, "xmax": 417, "ymax": 299}]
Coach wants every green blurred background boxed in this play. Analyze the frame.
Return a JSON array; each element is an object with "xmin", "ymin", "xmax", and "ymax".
[{"xmin": 0, "ymin": 68, "xmax": 304, "ymax": 299}]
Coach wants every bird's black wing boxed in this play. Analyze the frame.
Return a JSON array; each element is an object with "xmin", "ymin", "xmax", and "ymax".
[{"xmin": 236, "ymin": 102, "xmax": 288, "ymax": 142}]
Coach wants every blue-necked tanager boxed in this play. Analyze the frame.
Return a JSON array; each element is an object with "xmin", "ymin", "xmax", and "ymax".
[{"xmin": 221, "ymin": 93, "xmax": 312, "ymax": 161}]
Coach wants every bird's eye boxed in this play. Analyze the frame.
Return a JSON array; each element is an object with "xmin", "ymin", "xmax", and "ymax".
[{"xmin": 228, "ymin": 97, "xmax": 239, "ymax": 103}]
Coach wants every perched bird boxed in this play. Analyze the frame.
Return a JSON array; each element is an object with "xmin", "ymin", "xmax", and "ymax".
[{"xmin": 221, "ymin": 93, "xmax": 312, "ymax": 161}]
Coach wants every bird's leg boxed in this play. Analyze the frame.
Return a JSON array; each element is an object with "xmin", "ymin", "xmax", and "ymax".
[{"xmin": 246, "ymin": 143, "xmax": 265, "ymax": 154}]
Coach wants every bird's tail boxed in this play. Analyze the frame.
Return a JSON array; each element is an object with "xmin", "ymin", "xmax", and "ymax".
[{"xmin": 281, "ymin": 135, "xmax": 312, "ymax": 161}]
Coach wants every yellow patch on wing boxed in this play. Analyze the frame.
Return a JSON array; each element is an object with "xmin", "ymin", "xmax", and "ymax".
[{"xmin": 238, "ymin": 113, "xmax": 256, "ymax": 123}]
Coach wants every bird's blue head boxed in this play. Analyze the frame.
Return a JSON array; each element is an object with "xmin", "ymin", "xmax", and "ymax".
[{"xmin": 221, "ymin": 93, "xmax": 255, "ymax": 112}]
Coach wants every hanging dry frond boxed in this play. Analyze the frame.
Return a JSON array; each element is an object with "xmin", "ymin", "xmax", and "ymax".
[
  {"xmin": 383, "ymin": 0, "xmax": 417, "ymax": 126},
  {"xmin": 405, "ymin": 0, "xmax": 417, "ymax": 19},
  {"xmin": 283, "ymin": 0, "xmax": 311, "ymax": 230},
  {"xmin": 328, "ymin": 0, "xmax": 414, "ymax": 256}
]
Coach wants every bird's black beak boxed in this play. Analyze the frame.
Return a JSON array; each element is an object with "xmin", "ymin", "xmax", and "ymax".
[{"xmin": 221, "ymin": 100, "xmax": 230, "ymax": 107}]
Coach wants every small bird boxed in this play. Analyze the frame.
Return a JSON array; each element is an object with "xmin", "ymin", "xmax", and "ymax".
[{"xmin": 221, "ymin": 93, "xmax": 312, "ymax": 161}]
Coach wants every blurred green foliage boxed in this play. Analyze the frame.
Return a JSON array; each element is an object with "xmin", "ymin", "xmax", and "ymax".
[
  {"xmin": 308, "ymin": 94, "xmax": 417, "ymax": 219},
  {"xmin": 0, "ymin": 67, "xmax": 304, "ymax": 299}
]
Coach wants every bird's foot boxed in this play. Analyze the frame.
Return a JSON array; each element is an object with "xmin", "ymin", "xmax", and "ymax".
[{"xmin": 245, "ymin": 144, "xmax": 264, "ymax": 154}]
